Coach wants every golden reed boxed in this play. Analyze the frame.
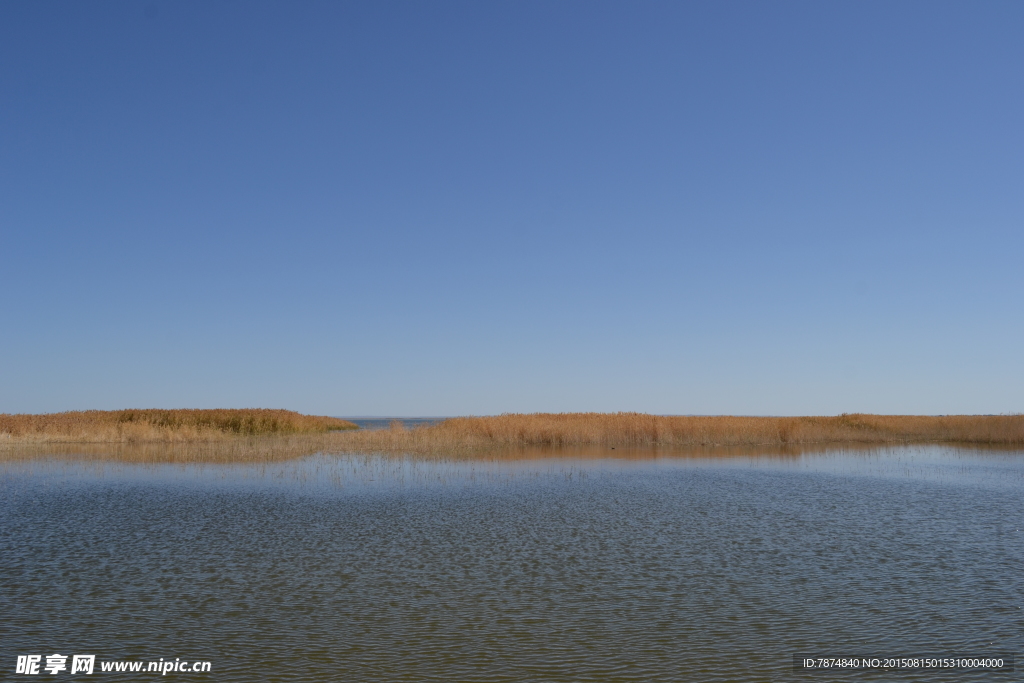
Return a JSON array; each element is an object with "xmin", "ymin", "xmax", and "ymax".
[
  {"xmin": 2, "ymin": 411, "xmax": 1022, "ymax": 451},
  {"xmin": 0, "ymin": 409, "xmax": 356, "ymax": 444},
  {"xmin": 325, "ymin": 412, "xmax": 1024, "ymax": 453}
]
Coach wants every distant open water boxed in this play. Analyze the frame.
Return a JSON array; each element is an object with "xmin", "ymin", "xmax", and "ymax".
[{"xmin": 342, "ymin": 417, "xmax": 448, "ymax": 431}]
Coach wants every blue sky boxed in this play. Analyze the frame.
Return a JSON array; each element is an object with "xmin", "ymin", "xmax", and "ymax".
[{"xmin": 2, "ymin": 1, "xmax": 1022, "ymax": 416}]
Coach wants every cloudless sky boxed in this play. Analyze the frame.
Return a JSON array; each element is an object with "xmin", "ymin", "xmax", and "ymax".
[{"xmin": 1, "ymin": 1, "xmax": 1022, "ymax": 416}]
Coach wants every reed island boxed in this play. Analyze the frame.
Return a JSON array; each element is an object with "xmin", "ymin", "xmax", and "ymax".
[{"xmin": 0, "ymin": 409, "xmax": 357, "ymax": 443}]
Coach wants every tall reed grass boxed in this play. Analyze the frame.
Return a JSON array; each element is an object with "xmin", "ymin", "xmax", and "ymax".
[
  {"xmin": 323, "ymin": 412, "xmax": 1024, "ymax": 453},
  {"xmin": 0, "ymin": 409, "xmax": 356, "ymax": 444},
  {"xmin": 3, "ymin": 411, "xmax": 1022, "ymax": 452}
]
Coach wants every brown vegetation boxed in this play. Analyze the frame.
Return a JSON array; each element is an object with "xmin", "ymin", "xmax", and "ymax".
[
  {"xmin": 3, "ymin": 411, "xmax": 1022, "ymax": 454},
  {"xmin": 324, "ymin": 412, "xmax": 1024, "ymax": 453},
  {"xmin": 0, "ymin": 409, "xmax": 356, "ymax": 444}
]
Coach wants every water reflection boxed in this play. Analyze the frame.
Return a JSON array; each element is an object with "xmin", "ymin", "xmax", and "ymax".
[{"xmin": 2, "ymin": 443, "xmax": 1022, "ymax": 492}]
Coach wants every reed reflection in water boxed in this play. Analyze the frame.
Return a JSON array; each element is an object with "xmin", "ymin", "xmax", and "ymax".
[{"xmin": 2, "ymin": 445, "xmax": 1022, "ymax": 682}]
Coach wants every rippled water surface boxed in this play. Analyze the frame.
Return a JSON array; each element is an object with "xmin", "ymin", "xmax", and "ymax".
[{"xmin": 2, "ymin": 446, "xmax": 1022, "ymax": 681}]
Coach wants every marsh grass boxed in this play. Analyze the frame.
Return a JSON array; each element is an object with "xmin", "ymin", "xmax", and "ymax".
[
  {"xmin": 326, "ymin": 412, "xmax": 1024, "ymax": 453},
  {"xmin": 2, "ymin": 411, "xmax": 1022, "ymax": 460},
  {"xmin": 0, "ymin": 409, "xmax": 356, "ymax": 444}
]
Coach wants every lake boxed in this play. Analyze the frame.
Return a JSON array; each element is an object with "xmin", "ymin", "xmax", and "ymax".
[{"xmin": 2, "ymin": 445, "xmax": 1021, "ymax": 681}]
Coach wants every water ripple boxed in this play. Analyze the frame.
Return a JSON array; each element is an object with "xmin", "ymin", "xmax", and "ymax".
[{"xmin": 1, "ymin": 447, "xmax": 1022, "ymax": 681}]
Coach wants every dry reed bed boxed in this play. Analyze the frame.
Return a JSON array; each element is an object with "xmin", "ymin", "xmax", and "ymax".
[
  {"xmin": 2, "ymin": 411, "xmax": 1023, "ymax": 454},
  {"xmin": 0, "ymin": 409, "xmax": 356, "ymax": 444},
  {"xmin": 324, "ymin": 413, "xmax": 1024, "ymax": 453}
]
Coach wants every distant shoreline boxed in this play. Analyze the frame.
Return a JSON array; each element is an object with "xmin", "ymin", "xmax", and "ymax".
[
  {"xmin": 0, "ymin": 409, "xmax": 356, "ymax": 444},
  {"xmin": 2, "ymin": 410, "xmax": 1022, "ymax": 449}
]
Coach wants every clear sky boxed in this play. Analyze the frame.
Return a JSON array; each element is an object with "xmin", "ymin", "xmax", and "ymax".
[{"xmin": 2, "ymin": 1, "xmax": 1022, "ymax": 416}]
